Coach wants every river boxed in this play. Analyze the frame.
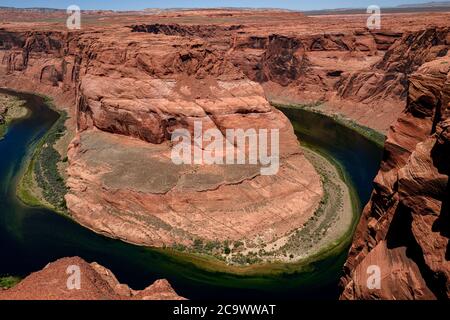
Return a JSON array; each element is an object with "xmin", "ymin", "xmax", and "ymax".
[{"xmin": 0, "ymin": 89, "xmax": 383, "ymax": 300}]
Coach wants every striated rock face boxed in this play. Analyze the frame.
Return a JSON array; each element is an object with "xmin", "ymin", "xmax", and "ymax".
[
  {"xmin": 340, "ymin": 50, "xmax": 450, "ymax": 299},
  {"xmin": 0, "ymin": 257, "xmax": 184, "ymax": 300},
  {"xmin": 336, "ymin": 28, "xmax": 449, "ymax": 107}
]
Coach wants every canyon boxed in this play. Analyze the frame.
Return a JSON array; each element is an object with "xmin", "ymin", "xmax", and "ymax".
[{"xmin": 0, "ymin": 8, "xmax": 449, "ymax": 299}]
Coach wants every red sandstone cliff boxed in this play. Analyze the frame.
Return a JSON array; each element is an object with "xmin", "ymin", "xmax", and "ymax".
[
  {"xmin": 0, "ymin": 257, "xmax": 184, "ymax": 300},
  {"xmin": 340, "ymin": 29, "xmax": 450, "ymax": 299}
]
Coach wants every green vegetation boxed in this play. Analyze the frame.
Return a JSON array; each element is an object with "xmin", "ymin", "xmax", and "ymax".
[
  {"xmin": 271, "ymin": 102, "xmax": 386, "ymax": 148},
  {"xmin": 154, "ymin": 246, "xmax": 319, "ymax": 277},
  {"xmin": 0, "ymin": 276, "xmax": 21, "ymax": 289},
  {"xmin": 277, "ymin": 153, "xmax": 344, "ymax": 257},
  {"xmin": 16, "ymin": 148, "xmax": 44, "ymax": 207},
  {"xmin": 170, "ymin": 239, "xmax": 230, "ymax": 262},
  {"xmin": 16, "ymin": 97, "xmax": 68, "ymax": 214},
  {"xmin": 0, "ymin": 123, "xmax": 6, "ymax": 139},
  {"xmin": 152, "ymin": 213, "xmax": 358, "ymax": 276},
  {"xmin": 0, "ymin": 94, "xmax": 28, "ymax": 140},
  {"xmin": 34, "ymin": 112, "xmax": 68, "ymax": 211}
]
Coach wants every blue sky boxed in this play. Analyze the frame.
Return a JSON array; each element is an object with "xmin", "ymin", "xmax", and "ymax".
[{"xmin": 0, "ymin": 0, "xmax": 433, "ymax": 11}]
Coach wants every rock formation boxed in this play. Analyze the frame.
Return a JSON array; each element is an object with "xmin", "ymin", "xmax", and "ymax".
[
  {"xmin": 340, "ymin": 29, "xmax": 450, "ymax": 299},
  {"xmin": 0, "ymin": 12, "xmax": 324, "ymax": 260},
  {"xmin": 0, "ymin": 257, "xmax": 184, "ymax": 300}
]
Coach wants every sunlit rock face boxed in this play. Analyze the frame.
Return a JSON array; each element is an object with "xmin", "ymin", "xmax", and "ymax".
[
  {"xmin": 0, "ymin": 257, "xmax": 185, "ymax": 300},
  {"xmin": 0, "ymin": 13, "xmax": 322, "ymax": 253},
  {"xmin": 340, "ymin": 30, "xmax": 450, "ymax": 299}
]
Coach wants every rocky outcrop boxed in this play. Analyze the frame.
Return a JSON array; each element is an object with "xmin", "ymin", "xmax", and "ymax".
[
  {"xmin": 0, "ymin": 29, "xmax": 80, "ymax": 112},
  {"xmin": 340, "ymin": 53, "xmax": 450, "ymax": 299},
  {"xmin": 0, "ymin": 257, "xmax": 184, "ymax": 300},
  {"xmin": 0, "ymin": 20, "xmax": 323, "ymax": 259},
  {"xmin": 336, "ymin": 28, "xmax": 449, "ymax": 105},
  {"xmin": 229, "ymin": 30, "xmax": 407, "ymax": 132},
  {"xmin": 65, "ymin": 31, "xmax": 322, "ymax": 250}
]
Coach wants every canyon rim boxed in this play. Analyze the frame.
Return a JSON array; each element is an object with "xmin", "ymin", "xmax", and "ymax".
[{"xmin": 0, "ymin": 4, "xmax": 449, "ymax": 301}]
